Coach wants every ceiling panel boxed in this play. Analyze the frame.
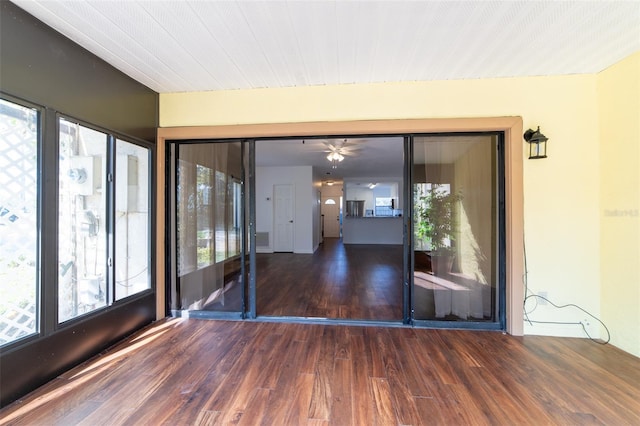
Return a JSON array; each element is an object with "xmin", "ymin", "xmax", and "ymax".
[{"xmin": 10, "ymin": 0, "xmax": 640, "ymax": 94}]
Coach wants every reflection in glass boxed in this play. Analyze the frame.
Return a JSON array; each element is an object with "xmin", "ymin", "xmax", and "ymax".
[
  {"xmin": 413, "ymin": 135, "xmax": 498, "ymax": 322},
  {"xmin": 174, "ymin": 142, "xmax": 244, "ymax": 313},
  {"xmin": 227, "ymin": 179, "xmax": 242, "ymax": 259},
  {"xmin": 58, "ymin": 119, "xmax": 107, "ymax": 322},
  {"xmin": 198, "ymin": 165, "xmax": 214, "ymax": 268},
  {"xmin": 115, "ymin": 140, "xmax": 150, "ymax": 300},
  {"xmin": 0, "ymin": 99, "xmax": 39, "ymax": 345}
]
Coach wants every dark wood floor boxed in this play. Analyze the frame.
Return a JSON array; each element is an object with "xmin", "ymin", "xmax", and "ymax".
[
  {"xmin": 2, "ymin": 319, "xmax": 639, "ymax": 425},
  {"xmin": 256, "ymin": 238, "xmax": 403, "ymax": 320}
]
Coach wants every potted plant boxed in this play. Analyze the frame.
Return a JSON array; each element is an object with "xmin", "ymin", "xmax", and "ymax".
[{"xmin": 414, "ymin": 184, "xmax": 461, "ymax": 275}]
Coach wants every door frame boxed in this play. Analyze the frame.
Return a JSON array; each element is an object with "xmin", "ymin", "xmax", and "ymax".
[{"xmin": 157, "ymin": 117, "xmax": 524, "ymax": 335}]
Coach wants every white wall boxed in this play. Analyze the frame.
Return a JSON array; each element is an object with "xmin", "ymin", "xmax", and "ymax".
[{"xmin": 256, "ymin": 166, "xmax": 316, "ymax": 254}]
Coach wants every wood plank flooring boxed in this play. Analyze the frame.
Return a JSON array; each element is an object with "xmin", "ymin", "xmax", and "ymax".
[
  {"xmin": 256, "ymin": 238, "xmax": 403, "ymax": 320},
  {"xmin": 2, "ymin": 318, "xmax": 639, "ymax": 425}
]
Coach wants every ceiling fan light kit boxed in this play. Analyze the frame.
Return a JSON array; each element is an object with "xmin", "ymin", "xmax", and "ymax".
[{"xmin": 327, "ymin": 151, "xmax": 345, "ymax": 168}]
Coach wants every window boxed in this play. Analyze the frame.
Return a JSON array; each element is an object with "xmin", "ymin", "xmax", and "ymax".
[
  {"xmin": 0, "ymin": 99, "xmax": 40, "ymax": 346},
  {"xmin": 375, "ymin": 197, "xmax": 394, "ymax": 216},
  {"xmin": 115, "ymin": 140, "xmax": 151, "ymax": 300},
  {"xmin": 58, "ymin": 119, "xmax": 108, "ymax": 322},
  {"xmin": 58, "ymin": 118, "xmax": 152, "ymax": 322}
]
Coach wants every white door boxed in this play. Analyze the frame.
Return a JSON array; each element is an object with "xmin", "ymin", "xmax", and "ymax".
[
  {"xmin": 321, "ymin": 197, "xmax": 340, "ymax": 238},
  {"xmin": 274, "ymin": 184, "xmax": 294, "ymax": 252}
]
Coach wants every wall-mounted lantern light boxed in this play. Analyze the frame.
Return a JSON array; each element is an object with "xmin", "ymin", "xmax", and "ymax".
[{"xmin": 523, "ymin": 126, "xmax": 548, "ymax": 159}]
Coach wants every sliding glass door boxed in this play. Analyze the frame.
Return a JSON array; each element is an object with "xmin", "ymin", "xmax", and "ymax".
[
  {"xmin": 169, "ymin": 141, "xmax": 246, "ymax": 317},
  {"xmin": 412, "ymin": 134, "xmax": 504, "ymax": 327},
  {"xmin": 166, "ymin": 134, "xmax": 504, "ymax": 328}
]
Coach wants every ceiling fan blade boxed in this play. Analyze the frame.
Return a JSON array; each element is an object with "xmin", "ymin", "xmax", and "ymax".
[
  {"xmin": 334, "ymin": 139, "xmax": 348, "ymax": 149},
  {"xmin": 309, "ymin": 138, "xmax": 363, "ymax": 155}
]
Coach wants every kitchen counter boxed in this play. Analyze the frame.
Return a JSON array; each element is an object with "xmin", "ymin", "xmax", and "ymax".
[{"xmin": 342, "ymin": 216, "xmax": 403, "ymax": 244}]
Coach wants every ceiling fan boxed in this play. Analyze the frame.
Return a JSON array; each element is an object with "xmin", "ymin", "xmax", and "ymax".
[{"xmin": 314, "ymin": 139, "xmax": 362, "ymax": 168}]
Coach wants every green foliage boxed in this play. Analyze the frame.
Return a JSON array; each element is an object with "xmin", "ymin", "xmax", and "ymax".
[
  {"xmin": 414, "ymin": 184, "xmax": 462, "ymax": 253},
  {"xmin": 197, "ymin": 246, "xmax": 211, "ymax": 268}
]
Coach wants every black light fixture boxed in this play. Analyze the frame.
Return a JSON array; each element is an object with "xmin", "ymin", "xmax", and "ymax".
[{"xmin": 523, "ymin": 126, "xmax": 548, "ymax": 159}]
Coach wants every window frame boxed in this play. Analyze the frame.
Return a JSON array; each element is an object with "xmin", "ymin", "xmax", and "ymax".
[
  {"xmin": 56, "ymin": 116, "xmax": 110, "ymax": 322},
  {"xmin": 0, "ymin": 100, "xmax": 156, "ymax": 405},
  {"xmin": 0, "ymin": 94, "xmax": 44, "ymax": 350},
  {"xmin": 114, "ymin": 138, "xmax": 153, "ymax": 302},
  {"xmin": 54, "ymin": 112, "xmax": 155, "ymax": 328}
]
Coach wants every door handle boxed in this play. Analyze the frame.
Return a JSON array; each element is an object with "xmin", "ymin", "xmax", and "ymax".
[{"xmin": 289, "ymin": 220, "xmax": 294, "ymax": 223}]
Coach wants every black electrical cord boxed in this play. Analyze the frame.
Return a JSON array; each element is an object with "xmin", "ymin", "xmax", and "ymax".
[
  {"xmin": 522, "ymin": 235, "xmax": 610, "ymax": 345},
  {"xmin": 523, "ymin": 294, "xmax": 611, "ymax": 345},
  {"xmin": 116, "ymin": 267, "xmax": 149, "ymax": 286}
]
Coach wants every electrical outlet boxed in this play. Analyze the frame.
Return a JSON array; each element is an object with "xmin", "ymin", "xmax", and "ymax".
[{"xmin": 538, "ymin": 291, "xmax": 548, "ymax": 305}]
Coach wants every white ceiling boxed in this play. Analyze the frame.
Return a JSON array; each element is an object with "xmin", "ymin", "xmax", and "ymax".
[
  {"xmin": 256, "ymin": 137, "xmax": 404, "ymax": 180},
  {"xmin": 11, "ymin": 0, "xmax": 640, "ymax": 94},
  {"xmin": 255, "ymin": 135, "xmax": 490, "ymax": 180},
  {"xmin": 12, "ymin": 1, "xmax": 636, "ymax": 178}
]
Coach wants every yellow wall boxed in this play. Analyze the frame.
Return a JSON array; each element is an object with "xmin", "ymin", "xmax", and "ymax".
[
  {"xmin": 598, "ymin": 52, "xmax": 640, "ymax": 357},
  {"xmin": 160, "ymin": 70, "xmax": 606, "ymax": 341}
]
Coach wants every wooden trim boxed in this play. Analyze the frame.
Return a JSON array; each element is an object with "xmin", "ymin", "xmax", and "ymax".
[
  {"xmin": 503, "ymin": 121, "xmax": 525, "ymax": 336},
  {"xmin": 156, "ymin": 117, "xmax": 524, "ymax": 335},
  {"xmin": 157, "ymin": 117, "xmax": 521, "ymax": 140},
  {"xmin": 155, "ymin": 132, "xmax": 166, "ymax": 320}
]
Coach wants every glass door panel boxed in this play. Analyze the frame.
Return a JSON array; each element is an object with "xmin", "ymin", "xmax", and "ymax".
[
  {"xmin": 171, "ymin": 142, "xmax": 245, "ymax": 315},
  {"xmin": 413, "ymin": 135, "xmax": 500, "ymax": 323}
]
